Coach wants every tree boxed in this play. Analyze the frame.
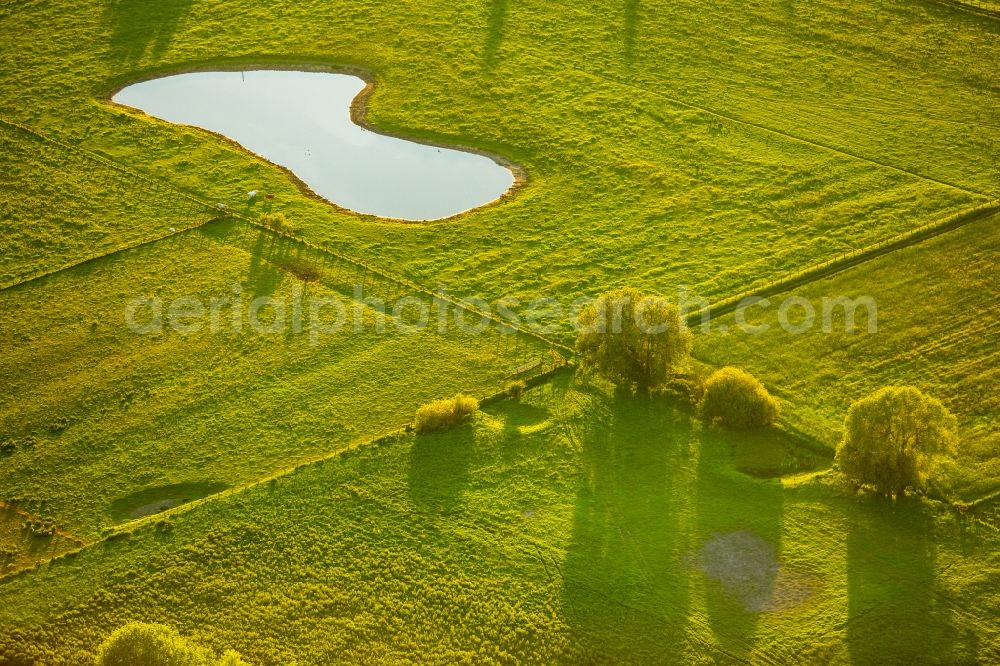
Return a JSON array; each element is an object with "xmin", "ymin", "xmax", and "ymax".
[
  {"xmin": 699, "ymin": 367, "xmax": 779, "ymax": 429},
  {"xmin": 576, "ymin": 287, "xmax": 692, "ymax": 390},
  {"xmin": 96, "ymin": 622, "xmax": 247, "ymax": 666},
  {"xmin": 836, "ymin": 386, "xmax": 958, "ymax": 496}
]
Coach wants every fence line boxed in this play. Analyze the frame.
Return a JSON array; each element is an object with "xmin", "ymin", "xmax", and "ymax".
[
  {"xmin": 687, "ymin": 200, "xmax": 1000, "ymax": 326},
  {"xmin": 218, "ymin": 215, "xmax": 576, "ymax": 358},
  {"xmin": 0, "ymin": 114, "xmax": 575, "ymax": 361}
]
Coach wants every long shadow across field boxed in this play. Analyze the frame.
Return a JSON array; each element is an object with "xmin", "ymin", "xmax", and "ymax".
[
  {"xmin": 695, "ymin": 427, "xmax": 784, "ymax": 660},
  {"xmin": 559, "ymin": 384, "xmax": 790, "ymax": 661},
  {"xmin": 483, "ymin": 0, "xmax": 509, "ymax": 72},
  {"xmin": 408, "ymin": 425, "xmax": 475, "ymax": 513},
  {"xmin": 846, "ymin": 498, "xmax": 974, "ymax": 664},
  {"xmin": 105, "ymin": 0, "xmax": 194, "ymax": 64},
  {"xmin": 560, "ymin": 388, "xmax": 702, "ymax": 661},
  {"xmin": 623, "ymin": 0, "xmax": 641, "ymax": 66}
]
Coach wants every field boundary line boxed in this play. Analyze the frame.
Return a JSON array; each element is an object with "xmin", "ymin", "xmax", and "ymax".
[
  {"xmin": 221, "ymin": 215, "xmax": 576, "ymax": 356},
  {"xmin": 0, "ymin": 115, "xmax": 214, "ymax": 210},
  {"xmin": 687, "ymin": 200, "xmax": 1000, "ymax": 325},
  {"xmin": 514, "ymin": 52, "xmax": 992, "ymax": 198},
  {"xmin": 0, "ymin": 221, "xmax": 218, "ymax": 292},
  {"xmin": 0, "ymin": 115, "xmax": 223, "ymax": 291},
  {"xmin": 0, "ymin": 426, "xmax": 405, "ymax": 586},
  {"xmin": 0, "ymin": 367, "xmax": 572, "ymax": 586},
  {"xmin": 0, "ymin": 115, "xmax": 574, "ymax": 356}
]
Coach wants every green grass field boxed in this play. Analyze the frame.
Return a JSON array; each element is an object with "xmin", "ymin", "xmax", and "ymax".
[
  {"xmin": 0, "ymin": 382, "xmax": 996, "ymax": 664},
  {"xmin": 696, "ymin": 211, "xmax": 1000, "ymax": 500},
  {"xmin": 0, "ymin": 221, "xmax": 549, "ymax": 548},
  {"xmin": 3, "ymin": 0, "xmax": 997, "ymax": 314},
  {"xmin": 0, "ymin": 0, "xmax": 998, "ymax": 662}
]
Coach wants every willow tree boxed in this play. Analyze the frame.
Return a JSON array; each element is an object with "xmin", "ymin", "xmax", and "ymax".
[
  {"xmin": 837, "ymin": 386, "xmax": 958, "ymax": 496},
  {"xmin": 576, "ymin": 287, "xmax": 692, "ymax": 390}
]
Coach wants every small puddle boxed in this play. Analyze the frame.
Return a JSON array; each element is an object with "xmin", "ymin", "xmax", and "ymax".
[{"xmin": 112, "ymin": 70, "xmax": 516, "ymax": 220}]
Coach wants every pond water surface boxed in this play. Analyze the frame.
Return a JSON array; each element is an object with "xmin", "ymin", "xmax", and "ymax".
[{"xmin": 113, "ymin": 70, "xmax": 515, "ymax": 220}]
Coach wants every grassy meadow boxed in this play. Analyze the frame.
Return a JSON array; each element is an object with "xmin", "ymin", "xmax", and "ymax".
[
  {"xmin": 0, "ymin": 221, "xmax": 546, "ymax": 549},
  {"xmin": 696, "ymin": 210, "xmax": 1000, "ymax": 499},
  {"xmin": 0, "ymin": 0, "xmax": 998, "ymax": 663},
  {"xmin": 0, "ymin": 382, "xmax": 996, "ymax": 664},
  {"xmin": 2, "ymin": 0, "xmax": 997, "ymax": 314}
]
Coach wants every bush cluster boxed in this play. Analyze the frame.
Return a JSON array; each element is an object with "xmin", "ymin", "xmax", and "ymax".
[
  {"xmin": 414, "ymin": 394, "xmax": 480, "ymax": 434},
  {"xmin": 96, "ymin": 622, "xmax": 247, "ymax": 666},
  {"xmin": 0, "ymin": 436, "xmax": 37, "ymax": 457},
  {"xmin": 506, "ymin": 380, "xmax": 528, "ymax": 399},
  {"xmin": 23, "ymin": 518, "xmax": 56, "ymax": 537},
  {"xmin": 699, "ymin": 367, "xmax": 780, "ymax": 430}
]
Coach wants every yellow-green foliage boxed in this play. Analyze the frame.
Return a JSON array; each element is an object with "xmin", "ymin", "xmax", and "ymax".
[
  {"xmin": 577, "ymin": 288, "xmax": 692, "ymax": 389},
  {"xmin": 96, "ymin": 621, "xmax": 246, "ymax": 666},
  {"xmin": 257, "ymin": 212, "xmax": 297, "ymax": 235},
  {"xmin": 700, "ymin": 367, "xmax": 780, "ymax": 430},
  {"xmin": 837, "ymin": 386, "xmax": 958, "ymax": 496},
  {"xmin": 506, "ymin": 380, "xmax": 528, "ymax": 399},
  {"xmin": 0, "ymin": 0, "xmax": 998, "ymax": 662},
  {"xmin": 414, "ymin": 394, "xmax": 480, "ymax": 433},
  {"xmin": 2, "ymin": 0, "xmax": 991, "ymax": 330}
]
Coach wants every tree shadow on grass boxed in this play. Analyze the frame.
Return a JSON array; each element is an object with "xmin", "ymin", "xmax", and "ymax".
[
  {"xmin": 695, "ymin": 426, "xmax": 784, "ymax": 659},
  {"xmin": 105, "ymin": 0, "xmax": 194, "ymax": 64},
  {"xmin": 408, "ymin": 425, "xmax": 475, "ymax": 514},
  {"xmin": 624, "ymin": 0, "xmax": 641, "ymax": 67},
  {"xmin": 560, "ymin": 388, "xmax": 701, "ymax": 661},
  {"xmin": 245, "ymin": 227, "xmax": 287, "ymax": 298},
  {"xmin": 483, "ymin": 0, "xmax": 509, "ymax": 73},
  {"xmin": 846, "ymin": 497, "xmax": 977, "ymax": 664}
]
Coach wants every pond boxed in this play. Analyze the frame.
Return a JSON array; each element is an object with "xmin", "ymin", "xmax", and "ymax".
[{"xmin": 112, "ymin": 70, "xmax": 516, "ymax": 221}]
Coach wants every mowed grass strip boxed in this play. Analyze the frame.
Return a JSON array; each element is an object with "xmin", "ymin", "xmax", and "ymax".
[
  {"xmin": 0, "ymin": 381, "xmax": 995, "ymax": 664},
  {"xmin": 695, "ymin": 211, "xmax": 1000, "ymax": 500},
  {"xmin": 0, "ymin": 227, "xmax": 522, "ymax": 541}
]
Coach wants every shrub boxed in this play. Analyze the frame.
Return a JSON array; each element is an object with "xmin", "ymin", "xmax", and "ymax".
[
  {"xmin": 96, "ymin": 622, "xmax": 246, "ymax": 666},
  {"xmin": 506, "ymin": 380, "xmax": 528, "ymax": 399},
  {"xmin": 414, "ymin": 394, "xmax": 480, "ymax": 434},
  {"xmin": 258, "ymin": 212, "xmax": 297, "ymax": 235},
  {"xmin": 699, "ymin": 367, "xmax": 779, "ymax": 429},
  {"xmin": 217, "ymin": 651, "xmax": 249, "ymax": 666},
  {"xmin": 836, "ymin": 386, "xmax": 958, "ymax": 496},
  {"xmin": 96, "ymin": 622, "xmax": 211, "ymax": 665},
  {"xmin": 23, "ymin": 518, "xmax": 56, "ymax": 537},
  {"xmin": 576, "ymin": 287, "xmax": 692, "ymax": 390},
  {"xmin": 656, "ymin": 374, "xmax": 704, "ymax": 406}
]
